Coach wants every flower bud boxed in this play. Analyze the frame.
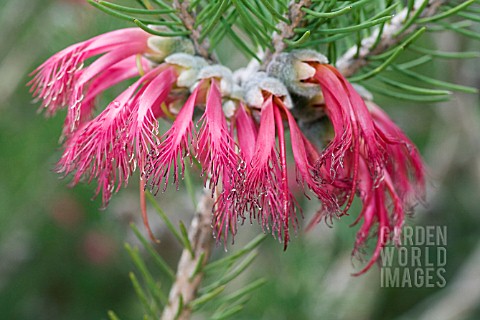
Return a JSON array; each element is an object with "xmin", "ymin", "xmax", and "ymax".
[
  {"xmin": 244, "ymin": 73, "xmax": 293, "ymax": 109},
  {"xmin": 165, "ymin": 53, "xmax": 208, "ymax": 87},
  {"xmin": 267, "ymin": 50, "xmax": 328, "ymax": 98},
  {"xmin": 232, "ymin": 58, "xmax": 260, "ymax": 86},
  {"xmin": 146, "ymin": 27, "xmax": 195, "ymax": 63},
  {"xmin": 197, "ymin": 65, "xmax": 234, "ymax": 96},
  {"xmin": 230, "ymin": 83, "xmax": 245, "ymax": 101},
  {"xmin": 222, "ymin": 100, "xmax": 237, "ymax": 119}
]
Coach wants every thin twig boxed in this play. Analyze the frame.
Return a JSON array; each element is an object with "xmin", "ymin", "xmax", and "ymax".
[
  {"xmin": 336, "ymin": 0, "xmax": 445, "ymax": 77},
  {"xmin": 161, "ymin": 189, "xmax": 215, "ymax": 320},
  {"xmin": 261, "ymin": 0, "xmax": 312, "ymax": 68},
  {"xmin": 172, "ymin": 0, "xmax": 214, "ymax": 61}
]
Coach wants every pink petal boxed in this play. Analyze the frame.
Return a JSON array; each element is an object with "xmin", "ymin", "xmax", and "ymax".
[
  {"xmin": 127, "ymin": 66, "xmax": 177, "ymax": 171},
  {"xmin": 277, "ymin": 99, "xmax": 338, "ymax": 213},
  {"xmin": 29, "ymin": 28, "xmax": 150, "ymax": 117},
  {"xmin": 145, "ymin": 82, "xmax": 200, "ymax": 194},
  {"xmin": 56, "ymin": 72, "xmax": 148, "ymax": 206},
  {"xmin": 235, "ymin": 102, "xmax": 258, "ymax": 162},
  {"xmin": 197, "ymin": 80, "xmax": 241, "ymax": 191},
  {"xmin": 63, "ymin": 56, "xmax": 150, "ymax": 135},
  {"xmin": 242, "ymin": 97, "xmax": 297, "ymax": 246}
]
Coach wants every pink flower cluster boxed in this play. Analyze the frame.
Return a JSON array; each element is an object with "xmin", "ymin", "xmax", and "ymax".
[{"xmin": 30, "ymin": 30, "xmax": 425, "ymax": 273}]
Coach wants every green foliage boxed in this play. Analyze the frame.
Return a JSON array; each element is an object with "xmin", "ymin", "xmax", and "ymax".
[
  {"xmin": 90, "ymin": 0, "xmax": 480, "ymax": 103},
  {"xmin": 110, "ymin": 194, "xmax": 267, "ymax": 320},
  {"xmin": 352, "ymin": 0, "xmax": 480, "ymax": 101}
]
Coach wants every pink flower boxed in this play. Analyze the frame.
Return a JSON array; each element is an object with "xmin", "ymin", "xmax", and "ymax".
[
  {"xmin": 127, "ymin": 66, "xmax": 177, "ymax": 170},
  {"xmin": 348, "ymin": 101, "xmax": 425, "ymax": 275},
  {"xmin": 368, "ymin": 102, "xmax": 425, "ymax": 203},
  {"xmin": 196, "ymin": 80, "xmax": 241, "ymax": 193},
  {"xmin": 63, "ymin": 56, "xmax": 151, "ymax": 136},
  {"xmin": 311, "ymin": 64, "xmax": 386, "ymax": 213},
  {"xmin": 57, "ymin": 65, "xmax": 178, "ymax": 207},
  {"xmin": 31, "ymin": 35, "xmax": 427, "ymax": 272},
  {"xmin": 243, "ymin": 96, "xmax": 298, "ymax": 248},
  {"xmin": 226, "ymin": 76, "xmax": 338, "ymax": 248},
  {"xmin": 29, "ymin": 28, "xmax": 153, "ymax": 132},
  {"xmin": 212, "ymin": 103, "xmax": 257, "ymax": 244},
  {"xmin": 145, "ymin": 76, "xmax": 241, "ymax": 199},
  {"xmin": 144, "ymin": 82, "xmax": 198, "ymax": 193},
  {"xmin": 304, "ymin": 63, "xmax": 425, "ymax": 274}
]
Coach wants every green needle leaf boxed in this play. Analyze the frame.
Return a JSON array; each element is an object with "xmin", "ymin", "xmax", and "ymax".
[
  {"xmin": 98, "ymin": 1, "xmax": 175, "ymax": 14},
  {"xmin": 365, "ymin": 85, "xmax": 451, "ymax": 102},
  {"xmin": 395, "ymin": 0, "xmax": 429, "ymax": 36},
  {"xmin": 233, "ymin": 0, "xmax": 271, "ymax": 47},
  {"xmin": 129, "ymin": 272, "xmax": 158, "ymax": 319},
  {"xmin": 408, "ymin": 45, "xmax": 480, "ymax": 59},
  {"xmin": 130, "ymin": 223, "xmax": 175, "ymax": 280},
  {"xmin": 223, "ymin": 19, "xmax": 261, "ymax": 61},
  {"xmin": 174, "ymin": 295, "xmax": 183, "ymax": 320},
  {"xmin": 241, "ymin": 0, "xmax": 279, "ymax": 31},
  {"xmin": 190, "ymin": 286, "xmax": 226, "ymax": 310},
  {"xmin": 395, "ymin": 56, "xmax": 432, "ymax": 69},
  {"xmin": 313, "ymin": 16, "xmax": 393, "ymax": 34},
  {"xmin": 89, "ymin": 0, "xmax": 179, "ymax": 26},
  {"xmin": 150, "ymin": 0, "xmax": 175, "ymax": 11},
  {"xmin": 145, "ymin": 192, "xmax": 184, "ymax": 246},
  {"xmin": 107, "ymin": 310, "xmax": 121, "ymax": 320},
  {"xmin": 378, "ymin": 76, "xmax": 452, "ymax": 96},
  {"xmin": 458, "ymin": 11, "xmax": 480, "ymax": 23},
  {"xmin": 391, "ymin": 65, "xmax": 478, "ymax": 94},
  {"xmin": 125, "ymin": 244, "xmax": 168, "ymax": 306},
  {"xmin": 435, "ymin": 21, "xmax": 480, "ymax": 41},
  {"xmin": 179, "ymin": 220, "xmax": 194, "ymax": 258},
  {"xmin": 205, "ymin": 234, "xmax": 266, "ymax": 272},
  {"xmin": 418, "ymin": 0, "xmax": 477, "ymax": 23},
  {"xmin": 220, "ymin": 278, "xmax": 267, "ymax": 303},
  {"xmin": 134, "ymin": 19, "xmax": 190, "ymax": 36},
  {"xmin": 202, "ymin": 251, "xmax": 258, "ymax": 294},
  {"xmin": 260, "ymin": 0, "xmax": 289, "ymax": 22},
  {"xmin": 183, "ymin": 165, "xmax": 198, "ymax": 209},
  {"xmin": 200, "ymin": 0, "xmax": 231, "ymax": 42},
  {"xmin": 302, "ymin": 5, "xmax": 353, "ymax": 18},
  {"xmin": 284, "ymin": 30, "xmax": 311, "ymax": 47},
  {"xmin": 302, "ymin": 0, "xmax": 373, "ymax": 19},
  {"xmin": 350, "ymin": 27, "xmax": 426, "ymax": 81},
  {"xmin": 189, "ymin": 252, "xmax": 206, "ymax": 281},
  {"xmin": 195, "ymin": 2, "xmax": 220, "ymax": 28},
  {"xmin": 211, "ymin": 305, "xmax": 244, "ymax": 320}
]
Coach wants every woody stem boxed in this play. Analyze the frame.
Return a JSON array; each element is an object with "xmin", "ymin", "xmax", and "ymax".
[
  {"xmin": 161, "ymin": 189, "xmax": 215, "ymax": 320},
  {"xmin": 172, "ymin": 0, "xmax": 215, "ymax": 62}
]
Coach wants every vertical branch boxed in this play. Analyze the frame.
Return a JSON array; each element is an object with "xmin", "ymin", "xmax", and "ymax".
[
  {"xmin": 161, "ymin": 190, "xmax": 215, "ymax": 320},
  {"xmin": 172, "ymin": 0, "xmax": 214, "ymax": 61},
  {"xmin": 261, "ymin": 0, "xmax": 312, "ymax": 68}
]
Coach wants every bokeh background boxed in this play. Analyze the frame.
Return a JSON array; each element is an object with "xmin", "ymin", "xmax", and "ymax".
[{"xmin": 0, "ymin": 0, "xmax": 479, "ymax": 319}]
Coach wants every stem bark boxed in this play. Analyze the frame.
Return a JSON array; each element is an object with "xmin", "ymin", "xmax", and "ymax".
[{"xmin": 161, "ymin": 190, "xmax": 215, "ymax": 320}]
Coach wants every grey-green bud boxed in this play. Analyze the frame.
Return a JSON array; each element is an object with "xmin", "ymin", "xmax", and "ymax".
[
  {"xmin": 267, "ymin": 50, "xmax": 328, "ymax": 99},
  {"xmin": 244, "ymin": 73, "xmax": 293, "ymax": 109},
  {"xmin": 146, "ymin": 27, "xmax": 195, "ymax": 63},
  {"xmin": 165, "ymin": 53, "xmax": 208, "ymax": 88},
  {"xmin": 197, "ymin": 65, "xmax": 234, "ymax": 96}
]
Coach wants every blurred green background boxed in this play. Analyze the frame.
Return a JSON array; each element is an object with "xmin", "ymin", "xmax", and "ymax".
[{"xmin": 0, "ymin": 0, "xmax": 479, "ymax": 319}]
